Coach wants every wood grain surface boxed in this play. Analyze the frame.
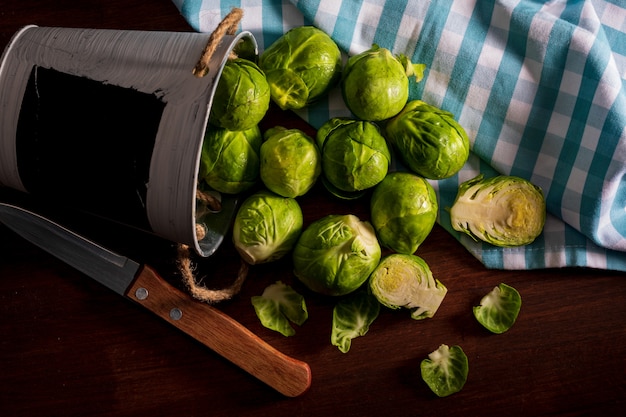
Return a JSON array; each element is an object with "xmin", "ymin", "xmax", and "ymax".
[{"xmin": 1, "ymin": 1, "xmax": 625, "ymax": 416}]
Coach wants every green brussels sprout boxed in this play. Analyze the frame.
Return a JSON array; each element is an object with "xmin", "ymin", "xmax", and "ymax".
[
  {"xmin": 385, "ymin": 100, "xmax": 470, "ymax": 180},
  {"xmin": 473, "ymin": 283, "xmax": 522, "ymax": 334},
  {"xmin": 260, "ymin": 126, "xmax": 322, "ymax": 198},
  {"xmin": 420, "ymin": 344, "xmax": 469, "ymax": 397},
  {"xmin": 341, "ymin": 44, "xmax": 425, "ymax": 121},
  {"xmin": 450, "ymin": 174, "xmax": 546, "ymax": 247},
  {"xmin": 369, "ymin": 254, "xmax": 447, "ymax": 320},
  {"xmin": 370, "ymin": 172, "xmax": 438, "ymax": 254},
  {"xmin": 331, "ymin": 288, "xmax": 380, "ymax": 353},
  {"xmin": 293, "ymin": 214, "xmax": 382, "ymax": 296},
  {"xmin": 199, "ymin": 125, "xmax": 262, "ymax": 194},
  {"xmin": 232, "ymin": 190, "xmax": 303, "ymax": 265},
  {"xmin": 316, "ymin": 118, "xmax": 391, "ymax": 199},
  {"xmin": 210, "ymin": 58, "xmax": 270, "ymax": 131},
  {"xmin": 251, "ymin": 281, "xmax": 308, "ymax": 336},
  {"xmin": 259, "ymin": 26, "xmax": 342, "ymax": 110}
]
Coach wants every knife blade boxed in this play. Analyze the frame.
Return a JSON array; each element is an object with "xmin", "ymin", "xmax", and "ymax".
[{"xmin": 0, "ymin": 202, "xmax": 311, "ymax": 397}]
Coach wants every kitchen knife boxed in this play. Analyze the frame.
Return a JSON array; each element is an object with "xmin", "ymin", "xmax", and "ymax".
[{"xmin": 0, "ymin": 202, "xmax": 311, "ymax": 397}]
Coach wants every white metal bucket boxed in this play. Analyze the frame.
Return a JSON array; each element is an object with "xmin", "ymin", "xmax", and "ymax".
[{"xmin": 0, "ymin": 26, "xmax": 257, "ymax": 257}]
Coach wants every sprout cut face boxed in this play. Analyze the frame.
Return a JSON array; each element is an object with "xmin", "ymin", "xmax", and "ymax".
[
  {"xmin": 450, "ymin": 174, "xmax": 546, "ymax": 247},
  {"xmin": 370, "ymin": 172, "xmax": 438, "ymax": 254},
  {"xmin": 293, "ymin": 214, "xmax": 381, "ymax": 296},
  {"xmin": 385, "ymin": 100, "xmax": 470, "ymax": 180},
  {"xmin": 232, "ymin": 190, "xmax": 303, "ymax": 265},
  {"xmin": 369, "ymin": 254, "xmax": 447, "ymax": 319}
]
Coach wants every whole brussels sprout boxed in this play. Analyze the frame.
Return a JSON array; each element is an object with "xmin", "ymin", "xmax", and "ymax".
[
  {"xmin": 210, "ymin": 58, "xmax": 270, "ymax": 131},
  {"xmin": 259, "ymin": 26, "xmax": 342, "ymax": 110},
  {"xmin": 342, "ymin": 44, "xmax": 425, "ymax": 121},
  {"xmin": 293, "ymin": 214, "xmax": 381, "ymax": 296},
  {"xmin": 369, "ymin": 254, "xmax": 447, "ymax": 320},
  {"xmin": 199, "ymin": 125, "xmax": 262, "ymax": 194},
  {"xmin": 385, "ymin": 100, "xmax": 470, "ymax": 180},
  {"xmin": 450, "ymin": 174, "xmax": 546, "ymax": 247},
  {"xmin": 316, "ymin": 118, "xmax": 391, "ymax": 199},
  {"xmin": 370, "ymin": 172, "xmax": 438, "ymax": 254},
  {"xmin": 233, "ymin": 190, "xmax": 303, "ymax": 265},
  {"xmin": 260, "ymin": 127, "xmax": 322, "ymax": 198}
]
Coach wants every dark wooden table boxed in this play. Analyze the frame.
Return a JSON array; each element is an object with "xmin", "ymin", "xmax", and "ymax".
[{"xmin": 1, "ymin": 1, "xmax": 625, "ymax": 416}]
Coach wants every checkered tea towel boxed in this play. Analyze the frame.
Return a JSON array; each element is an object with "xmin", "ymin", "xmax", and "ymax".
[{"xmin": 173, "ymin": 0, "xmax": 626, "ymax": 271}]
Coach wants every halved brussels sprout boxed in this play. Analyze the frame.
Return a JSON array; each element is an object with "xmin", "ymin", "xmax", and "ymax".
[
  {"xmin": 370, "ymin": 172, "xmax": 438, "ymax": 254},
  {"xmin": 385, "ymin": 100, "xmax": 470, "ymax": 180},
  {"xmin": 293, "ymin": 214, "xmax": 381, "ymax": 296},
  {"xmin": 341, "ymin": 44, "xmax": 425, "ymax": 121},
  {"xmin": 260, "ymin": 126, "xmax": 322, "ymax": 198},
  {"xmin": 316, "ymin": 118, "xmax": 391, "ymax": 198},
  {"xmin": 420, "ymin": 344, "xmax": 469, "ymax": 397},
  {"xmin": 473, "ymin": 283, "xmax": 522, "ymax": 334},
  {"xmin": 259, "ymin": 26, "xmax": 342, "ymax": 110},
  {"xmin": 210, "ymin": 58, "xmax": 270, "ymax": 131},
  {"xmin": 450, "ymin": 174, "xmax": 546, "ymax": 247},
  {"xmin": 199, "ymin": 125, "xmax": 262, "ymax": 194},
  {"xmin": 369, "ymin": 254, "xmax": 447, "ymax": 320},
  {"xmin": 232, "ymin": 190, "xmax": 303, "ymax": 265}
]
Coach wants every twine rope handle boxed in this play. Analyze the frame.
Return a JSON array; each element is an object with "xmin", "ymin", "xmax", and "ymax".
[
  {"xmin": 179, "ymin": 8, "xmax": 248, "ymax": 303},
  {"xmin": 192, "ymin": 7, "xmax": 244, "ymax": 77},
  {"xmin": 177, "ymin": 243, "xmax": 249, "ymax": 304}
]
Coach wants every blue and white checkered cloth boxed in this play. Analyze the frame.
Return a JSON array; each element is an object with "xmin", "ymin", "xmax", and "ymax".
[{"xmin": 173, "ymin": 0, "xmax": 626, "ymax": 271}]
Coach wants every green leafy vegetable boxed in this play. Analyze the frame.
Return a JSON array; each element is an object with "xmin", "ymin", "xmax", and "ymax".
[
  {"xmin": 473, "ymin": 283, "xmax": 522, "ymax": 334},
  {"xmin": 232, "ymin": 190, "xmax": 303, "ymax": 265},
  {"xmin": 259, "ymin": 26, "xmax": 342, "ymax": 110},
  {"xmin": 210, "ymin": 58, "xmax": 270, "ymax": 131},
  {"xmin": 370, "ymin": 172, "xmax": 438, "ymax": 254},
  {"xmin": 331, "ymin": 289, "xmax": 380, "ymax": 353},
  {"xmin": 420, "ymin": 344, "xmax": 469, "ymax": 397},
  {"xmin": 385, "ymin": 100, "xmax": 470, "ymax": 180},
  {"xmin": 260, "ymin": 126, "xmax": 322, "ymax": 198},
  {"xmin": 293, "ymin": 214, "xmax": 381, "ymax": 296},
  {"xmin": 199, "ymin": 125, "xmax": 262, "ymax": 194},
  {"xmin": 369, "ymin": 254, "xmax": 447, "ymax": 320},
  {"xmin": 316, "ymin": 117, "xmax": 391, "ymax": 199},
  {"xmin": 251, "ymin": 281, "xmax": 308, "ymax": 337},
  {"xmin": 341, "ymin": 44, "xmax": 425, "ymax": 121},
  {"xmin": 450, "ymin": 174, "xmax": 546, "ymax": 247}
]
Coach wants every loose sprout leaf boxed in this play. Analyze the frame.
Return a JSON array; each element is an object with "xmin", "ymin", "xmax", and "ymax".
[
  {"xmin": 473, "ymin": 283, "xmax": 522, "ymax": 334},
  {"xmin": 251, "ymin": 281, "xmax": 308, "ymax": 337},
  {"xmin": 331, "ymin": 289, "xmax": 381, "ymax": 353},
  {"xmin": 420, "ymin": 344, "xmax": 469, "ymax": 397}
]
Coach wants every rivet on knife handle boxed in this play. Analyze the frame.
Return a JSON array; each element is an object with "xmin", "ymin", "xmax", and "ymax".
[{"xmin": 127, "ymin": 265, "xmax": 312, "ymax": 397}]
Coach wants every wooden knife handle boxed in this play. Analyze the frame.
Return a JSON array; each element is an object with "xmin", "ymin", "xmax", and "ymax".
[{"xmin": 125, "ymin": 264, "xmax": 312, "ymax": 397}]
